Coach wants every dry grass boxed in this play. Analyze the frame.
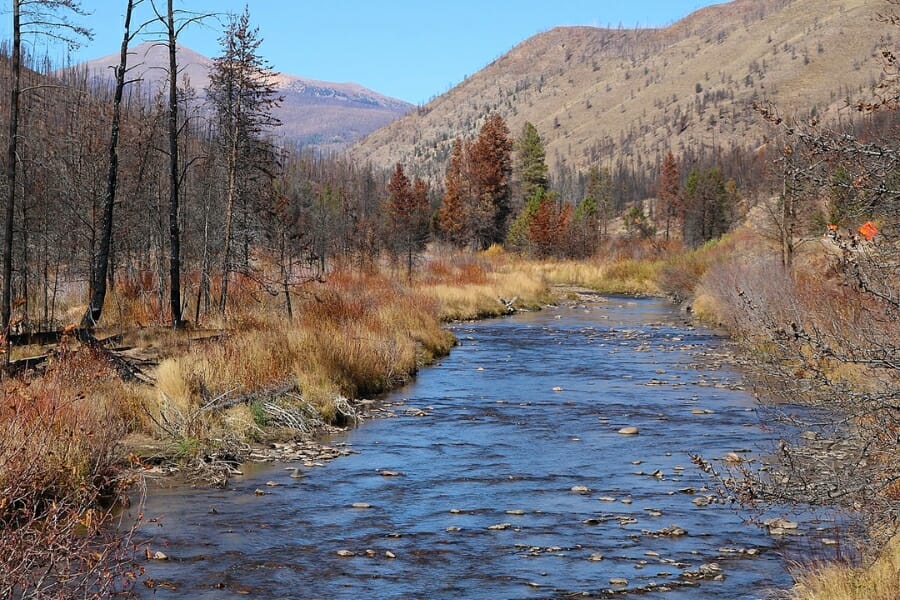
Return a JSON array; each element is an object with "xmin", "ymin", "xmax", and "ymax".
[
  {"xmin": 143, "ymin": 268, "xmax": 458, "ymax": 449},
  {"xmin": 788, "ymin": 534, "xmax": 900, "ymax": 600},
  {"xmin": 518, "ymin": 256, "xmax": 663, "ymax": 296}
]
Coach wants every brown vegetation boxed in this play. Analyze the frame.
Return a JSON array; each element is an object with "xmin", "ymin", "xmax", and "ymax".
[{"xmin": 352, "ymin": 0, "xmax": 887, "ymax": 186}]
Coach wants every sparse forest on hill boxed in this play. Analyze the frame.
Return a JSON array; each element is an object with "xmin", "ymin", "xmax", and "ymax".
[{"xmin": 0, "ymin": 0, "xmax": 897, "ymax": 598}]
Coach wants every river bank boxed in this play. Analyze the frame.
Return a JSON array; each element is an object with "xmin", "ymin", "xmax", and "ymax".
[
  {"xmin": 2, "ymin": 238, "xmax": 895, "ymax": 598},
  {"xmin": 135, "ymin": 294, "xmax": 836, "ymax": 599}
]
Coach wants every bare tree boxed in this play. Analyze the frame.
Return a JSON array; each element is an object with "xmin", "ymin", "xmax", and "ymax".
[
  {"xmin": 81, "ymin": 0, "xmax": 144, "ymax": 328},
  {"xmin": 3, "ymin": 0, "xmax": 90, "ymax": 340}
]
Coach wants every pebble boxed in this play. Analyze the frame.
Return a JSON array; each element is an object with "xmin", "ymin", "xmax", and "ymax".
[
  {"xmin": 488, "ymin": 522, "xmax": 512, "ymax": 530},
  {"xmin": 621, "ymin": 497, "xmax": 633, "ymax": 505},
  {"xmin": 588, "ymin": 553, "xmax": 604, "ymax": 561},
  {"xmin": 151, "ymin": 551, "xmax": 168, "ymax": 560},
  {"xmin": 655, "ymin": 525, "xmax": 688, "ymax": 537},
  {"xmin": 609, "ymin": 577, "xmax": 628, "ymax": 586},
  {"xmin": 380, "ymin": 470, "xmax": 401, "ymax": 477},
  {"xmin": 253, "ymin": 489, "xmax": 266, "ymax": 496},
  {"xmin": 265, "ymin": 481, "xmax": 280, "ymax": 487},
  {"xmin": 723, "ymin": 452, "xmax": 743, "ymax": 464},
  {"xmin": 598, "ymin": 496, "xmax": 617, "ymax": 502},
  {"xmin": 505, "ymin": 509, "xmax": 526, "ymax": 515},
  {"xmin": 336, "ymin": 550, "xmax": 355, "ymax": 557},
  {"xmin": 351, "ymin": 503, "xmax": 371, "ymax": 509},
  {"xmin": 385, "ymin": 551, "xmax": 396, "ymax": 558},
  {"xmin": 571, "ymin": 485, "xmax": 591, "ymax": 494},
  {"xmin": 552, "ymin": 386, "xmax": 564, "ymax": 392},
  {"xmin": 618, "ymin": 426, "xmax": 639, "ymax": 435}
]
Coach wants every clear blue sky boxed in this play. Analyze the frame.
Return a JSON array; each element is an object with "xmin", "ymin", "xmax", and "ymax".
[{"xmin": 5, "ymin": 1, "xmax": 722, "ymax": 104}]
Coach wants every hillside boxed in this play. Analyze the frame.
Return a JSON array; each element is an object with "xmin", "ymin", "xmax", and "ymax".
[
  {"xmin": 351, "ymin": 0, "xmax": 891, "ymax": 183},
  {"xmin": 82, "ymin": 42, "xmax": 412, "ymax": 149}
]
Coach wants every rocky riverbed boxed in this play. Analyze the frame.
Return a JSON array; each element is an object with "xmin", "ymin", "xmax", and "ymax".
[{"xmin": 132, "ymin": 295, "xmax": 841, "ymax": 599}]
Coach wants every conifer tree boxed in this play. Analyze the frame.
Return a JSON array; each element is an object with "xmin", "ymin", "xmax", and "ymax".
[
  {"xmin": 208, "ymin": 7, "xmax": 282, "ymax": 314},
  {"xmin": 436, "ymin": 137, "xmax": 467, "ymax": 247},
  {"xmin": 516, "ymin": 122, "xmax": 548, "ymax": 201},
  {"xmin": 656, "ymin": 151, "xmax": 682, "ymax": 241},
  {"xmin": 386, "ymin": 164, "xmax": 429, "ymax": 279},
  {"xmin": 468, "ymin": 114, "xmax": 512, "ymax": 248}
]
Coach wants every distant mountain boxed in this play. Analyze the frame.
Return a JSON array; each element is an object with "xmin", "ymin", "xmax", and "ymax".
[
  {"xmin": 351, "ymin": 0, "xmax": 889, "ymax": 182},
  {"xmin": 81, "ymin": 42, "xmax": 413, "ymax": 150}
]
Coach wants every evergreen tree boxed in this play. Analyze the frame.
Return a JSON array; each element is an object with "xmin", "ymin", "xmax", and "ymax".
[
  {"xmin": 683, "ymin": 167, "xmax": 733, "ymax": 247},
  {"xmin": 436, "ymin": 137, "xmax": 467, "ymax": 247},
  {"xmin": 516, "ymin": 121, "xmax": 548, "ymax": 201},
  {"xmin": 386, "ymin": 164, "xmax": 429, "ymax": 279},
  {"xmin": 656, "ymin": 151, "xmax": 682, "ymax": 241},
  {"xmin": 506, "ymin": 188, "xmax": 547, "ymax": 253},
  {"xmin": 585, "ymin": 165, "xmax": 613, "ymax": 238},
  {"xmin": 468, "ymin": 114, "xmax": 512, "ymax": 248},
  {"xmin": 207, "ymin": 6, "xmax": 282, "ymax": 314}
]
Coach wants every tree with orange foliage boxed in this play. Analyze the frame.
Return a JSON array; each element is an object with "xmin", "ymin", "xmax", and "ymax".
[
  {"xmin": 386, "ymin": 164, "xmax": 430, "ymax": 279},
  {"xmin": 528, "ymin": 191, "xmax": 571, "ymax": 258},
  {"xmin": 468, "ymin": 114, "xmax": 512, "ymax": 249},
  {"xmin": 656, "ymin": 151, "xmax": 682, "ymax": 241},
  {"xmin": 436, "ymin": 137, "xmax": 467, "ymax": 247}
]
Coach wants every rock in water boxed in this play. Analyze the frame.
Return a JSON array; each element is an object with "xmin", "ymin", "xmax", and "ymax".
[{"xmin": 618, "ymin": 426, "xmax": 639, "ymax": 435}]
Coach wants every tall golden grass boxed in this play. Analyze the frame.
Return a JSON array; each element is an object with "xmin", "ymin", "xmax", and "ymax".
[{"xmin": 788, "ymin": 535, "xmax": 900, "ymax": 600}]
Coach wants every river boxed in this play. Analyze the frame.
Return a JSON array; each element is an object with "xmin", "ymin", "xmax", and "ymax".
[{"xmin": 133, "ymin": 295, "xmax": 835, "ymax": 599}]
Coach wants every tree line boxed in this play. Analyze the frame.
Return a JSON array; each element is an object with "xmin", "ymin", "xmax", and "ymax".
[{"xmin": 2, "ymin": 1, "xmax": 895, "ymax": 340}]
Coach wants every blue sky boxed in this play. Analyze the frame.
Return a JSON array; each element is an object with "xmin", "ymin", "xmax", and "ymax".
[{"xmin": 6, "ymin": 1, "xmax": 722, "ymax": 104}]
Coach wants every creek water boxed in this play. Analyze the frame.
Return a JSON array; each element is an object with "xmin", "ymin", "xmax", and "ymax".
[{"xmin": 134, "ymin": 296, "xmax": 834, "ymax": 599}]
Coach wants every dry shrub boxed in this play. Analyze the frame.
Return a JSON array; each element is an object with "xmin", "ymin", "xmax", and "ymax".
[
  {"xmin": 422, "ymin": 256, "xmax": 489, "ymax": 286},
  {"xmin": 658, "ymin": 229, "xmax": 757, "ymax": 303},
  {"xmin": 788, "ymin": 534, "xmax": 900, "ymax": 600},
  {"xmin": 0, "ymin": 348, "xmax": 139, "ymax": 598}
]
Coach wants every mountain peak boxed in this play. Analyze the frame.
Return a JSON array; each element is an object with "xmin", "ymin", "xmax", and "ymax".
[{"xmin": 81, "ymin": 42, "xmax": 412, "ymax": 149}]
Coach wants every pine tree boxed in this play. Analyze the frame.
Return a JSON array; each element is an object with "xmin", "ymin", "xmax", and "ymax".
[
  {"xmin": 656, "ymin": 151, "xmax": 682, "ymax": 241},
  {"xmin": 386, "ymin": 164, "xmax": 429, "ymax": 279},
  {"xmin": 3, "ymin": 0, "xmax": 91, "ymax": 334},
  {"xmin": 436, "ymin": 137, "xmax": 467, "ymax": 247},
  {"xmin": 208, "ymin": 7, "xmax": 282, "ymax": 314},
  {"xmin": 516, "ymin": 122, "xmax": 548, "ymax": 201},
  {"xmin": 468, "ymin": 114, "xmax": 512, "ymax": 248},
  {"xmin": 683, "ymin": 167, "xmax": 733, "ymax": 247}
]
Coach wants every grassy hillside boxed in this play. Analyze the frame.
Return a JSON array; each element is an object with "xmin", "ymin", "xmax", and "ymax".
[{"xmin": 351, "ymin": 0, "xmax": 888, "ymax": 182}]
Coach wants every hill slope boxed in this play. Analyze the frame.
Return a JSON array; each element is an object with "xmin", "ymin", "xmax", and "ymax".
[
  {"xmin": 82, "ymin": 42, "xmax": 413, "ymax": 149},
  {"xmin": 351, "ymin": 0, "xmax": 890, "ymax": 182}
]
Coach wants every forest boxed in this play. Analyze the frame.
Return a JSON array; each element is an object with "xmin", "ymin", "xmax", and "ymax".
[{"xmin": 0, "ymin": 0, "xmax": 897, "ymax": 598}]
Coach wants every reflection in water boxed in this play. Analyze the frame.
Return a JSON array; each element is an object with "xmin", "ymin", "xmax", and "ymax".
[{"xmin": 134, "ymin": 297, "xmax": 831, "ymax": 599}]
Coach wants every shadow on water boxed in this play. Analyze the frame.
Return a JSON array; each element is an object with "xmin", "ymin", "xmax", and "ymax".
[{"xmin": 132, "ymin": 297, "xmax": 839, "ymax": 599}]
